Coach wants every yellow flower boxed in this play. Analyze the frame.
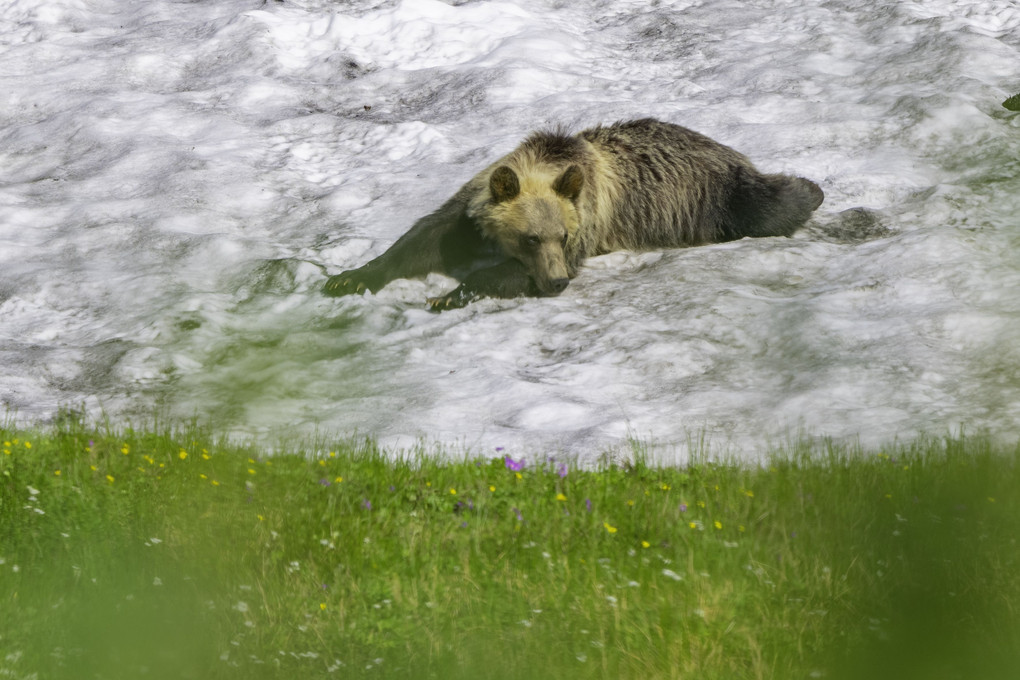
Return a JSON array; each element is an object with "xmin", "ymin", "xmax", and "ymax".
[
  {"xmin": 641, "ymin": 540, "xmax": 650, "ymax": 549},
  {"xmin": 211, "ymin": 480, "xmax": 220, "ymax": 486},
  {"xmin": 179, "ymin": 450, "xmax": 188, "ymax": 460},
  {"xmin": 257, "ymin": 514, "xmax": 265, "ymax": 522},
  {"xmin": 556, "ymin": 493, "xmax": 567, "ymax": 502},
  {"xmin": 329, "ymin": 451, "xmax": 336, "ymax": 458},
  {"xmin": 319, "ymin": 603, "xmax": 327, "ymax": 611},
  {"xmin": 603, "ymin": 522, "xmax": 618, "ymax": 534},
  {"xmin": 335, "ymin": 476, "xmax": 343, "ymax": 483},
  {"xmin": 200, "ymin": 474, "xmax": 208, "ymax": 480},
  {"xmin": 90, "ymin": 465, "xmax": 97, "ymax": 471},
  {"xmin": 713, "ymin": 521, "xmax": 722, "ymax": 530},
  {"xmin": 248, "ymin": 468, "xmax": 256, "ymax": 475},
  {"xmin": 449, "ymin": 488, "xmax": 457, "ymax": 495},
  {"xmin": 489, "ymin": 485, "xmax": 496, "ymax": 492},
  {"xmin": 54, "ymin": 469, "xmax": 61, "ymax": 476},
  {"xmin": 318, "ymin": 460, "xmax": 326, "ymax": 467},
  {"xmin": 121, "ymin": 444, "xmax": 130, "ymax": 455},
  {"xmin": 689, "ymin": 522, "xmax": 697, "ymax": 529},
  {"xmin": 106, "ymin": 475, "xmax": 115, "ymax": 483},
  {"xmin": 626, "ymin": 499, "xmax": 635, "ymax": 506},
  {"xmin": 202, "ymin": 449, "xmax": 210, "ymax": 459},
  {"xmin": 743, "ymin": 489, "xmax": 754, "ymax": 498},
  {"xmin": 660, "ymin": 484, "xmax": 670, "ymax": 491},
  {"xmin": 515, "ymin": 472, "xmax": 522, "ymax": 480},
  {"xmin": 24, "ymin": 441, "xmax": 31, "ymax": 449}
]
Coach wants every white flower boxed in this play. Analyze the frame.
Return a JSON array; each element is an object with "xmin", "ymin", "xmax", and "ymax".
[{"xmin": 661, "ymin": 569, "xmax": 683, "ymax": 581}]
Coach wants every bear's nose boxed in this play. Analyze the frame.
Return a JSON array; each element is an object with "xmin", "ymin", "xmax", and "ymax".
[{"xmin": 549, "ymin": 278, "xmax": 569, "ymax": 294}]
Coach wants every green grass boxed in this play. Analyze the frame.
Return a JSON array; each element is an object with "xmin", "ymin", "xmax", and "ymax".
[{"xmin": 2, "ymin": 416, "xmax": 1019, "ymax": 680}]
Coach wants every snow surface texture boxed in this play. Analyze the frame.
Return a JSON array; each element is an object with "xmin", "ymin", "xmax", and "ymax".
[{"xmin": 1, "ymin": 0, "xmax": 1018, "ymax": 462}]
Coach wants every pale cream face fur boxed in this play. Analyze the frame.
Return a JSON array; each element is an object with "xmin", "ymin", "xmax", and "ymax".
[{"xmin": 478, "ymin": 171, "xmax": 581, "ymax": 296}]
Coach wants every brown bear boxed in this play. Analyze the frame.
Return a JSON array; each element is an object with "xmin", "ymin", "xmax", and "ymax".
[{"xmin": 323, "ymin": 118, "xmax": 823, "ymax": 309}]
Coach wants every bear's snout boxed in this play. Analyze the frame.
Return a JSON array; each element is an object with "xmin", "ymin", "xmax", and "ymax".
[{"xmin": 543, "ymin": 277, "xmax": 569, "ymax": 296}]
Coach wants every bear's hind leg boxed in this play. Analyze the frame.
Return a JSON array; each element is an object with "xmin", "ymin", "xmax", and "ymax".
[{"xmin": 726, "ymin": 167, "xmax": 824, "ymax": 239}]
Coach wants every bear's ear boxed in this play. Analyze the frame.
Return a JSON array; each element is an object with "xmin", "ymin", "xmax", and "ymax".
[
  {"xmin": 489, "ymin": 166, "xmax": 520, "ymax": 203},
  {"xmin": 553, "ymin": 164, "xmax": 584, "ymax": 201}
]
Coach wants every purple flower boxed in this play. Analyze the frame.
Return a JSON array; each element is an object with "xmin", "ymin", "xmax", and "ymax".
[
  {"xmin": 512, "ymin": 507, "xmax": 523, "ymax": 521},
  {"xmin": 362, "ymin": 499, "xmax": 372, "ymax": 511},
  {"xmin": 679, "ymin": 503, "xmax": 688, "ymax": 513},
  {"xmin": 556, "ymin": 463, "xmax": 568, "ymax": 478},
  {"xmin": 505, "ymin": 456, "xmax": 524, "ymax": 472},
  {"xmin": 318, "ymin": 478, "xmax": 331, "ymax": 486},
  {"xmin": 585, "ymin": 498, "xmax": 592, "ymax": 513}
]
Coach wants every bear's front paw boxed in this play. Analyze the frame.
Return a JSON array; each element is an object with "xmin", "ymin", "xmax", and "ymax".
[
  {"xmin": 427, "ymin": 285, "xmax": 479, "ymax": 312},
  {"xmin": 323, "ymin": 269, "xmax": 376, "ymax": 297}
]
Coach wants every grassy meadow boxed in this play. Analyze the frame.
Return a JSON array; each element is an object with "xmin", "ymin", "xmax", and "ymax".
[{"xmin": 1, "ymin": 417, "xmax": 1018, "ymax": 679}]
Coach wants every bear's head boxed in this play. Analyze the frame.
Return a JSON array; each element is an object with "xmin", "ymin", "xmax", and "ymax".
[{"xmin": 480, "ymin": 164, "xmax": 584, "ymax": 296}]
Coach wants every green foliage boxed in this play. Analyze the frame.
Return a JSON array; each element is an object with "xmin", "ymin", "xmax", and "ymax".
[
  {"xmin": 1, "ymin": 422, "xmax": 1019, "ymax": 679},
  {"xmin": 1003, "ymin": 93, "xmax": 1020, "ymax": 111}
]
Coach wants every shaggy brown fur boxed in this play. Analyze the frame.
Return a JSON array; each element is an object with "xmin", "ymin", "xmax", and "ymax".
[{"xmin": 324, "ymin": 118, "xmax": 823, "ymax": 309}]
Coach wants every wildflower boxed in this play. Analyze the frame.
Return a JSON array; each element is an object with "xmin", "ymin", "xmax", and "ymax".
[
  {"xmin": 585, "ymin": 498, "xmax": 592, "ymax": 513},
  {"xmin": 641, "ymin": 540, "xmax": 650, "ymax": 548},
  {"xmin": 489, "ymin": 485, "xmax": 496, "ymax": 492},
  {"xmin": 202, "ymin": 450, "xmax": 210, "ymax": 459},
  {"xmin": 679, "ymin": 503, "xmax": 688, "ymax": 512},
  {"xmin": 54, "ymin": 470, "xmax": 61, "ymax": 476},
  {"xmin": 329, "ymin": 451, "xmax": 336, "ymax": 458},
  {"xmin": 504, "ymin": 456, "xmax": 524, "ymax": 472},
  {"xmin": 200, "ymin": 474, "xmax": 207, "ymax": 480},
  {"xmin": 449, "ymin": 488, "xmax": 456, "ymax": 495},
  {"xmin": 320, "ymin": 603, "xmax": 327, "ymax": 611},
  {"xmin": 515, "ymin": 472, "xmax": 523, "ymax": 480},
  {"xmin": 556, "ymin": 493, "xmax": 567, "ymax": 502},
  {"xmin": 335, "ymin": 476, "xmax": 343, "ymax": 483},
  {"xmin": 121, "ymin": 444, "xmax": 130, "ymax": 455},
  {"xmin": 626, "ymin": 499, "xmax": 635, "ymax": 507},
  {"xmin": 362, "ymin": 499, "xmax": 372, "ymax": 510},
  {"xmin": 248, "ymin": 468, "xmax": 256, "ymax": 475},
  {"xmin": 556, "ymin": 463, "xmax": 568, "ymax": 478},
  {"xmin": 24, "ymin": 441, "xmax": 31, "ymax": 449},
  {"xmin": 211, "ymin": 480, "xmax": 220, "ymax": 486},
  {"xmin": 661, "ymin": 483, "xmax": 670, "ymax": 491},
  {"xmin": 662, "ymin": 568, "xmax": 683, "ymax": 581},
  {"xmin": 512, "ymin": 507, "xmax": 523, "ymax": 521},
  {"xmin": 319, "ymin": 478, "xmax": 330, "ymax": 486},
  {"xmin": 318, "ymin": 460, "xmax": 326, "ymax": 467},
  {"xmin": 743, "ymin": 489, "xmax": 754, "ymax": 498},
  {"xmin": 714, "ymin": 521, "xmax": 722, "ymax": 530},
  {"xmin": 178, "ymin": 449, "xmax": 187, "ymax": 460},
  {"xmin": 106, "ymin": 475, "xmax": 115, "ymax": 484},
  {"xmin": 603, "ymin": 522, "xmax": 617, "ymax": 534}
]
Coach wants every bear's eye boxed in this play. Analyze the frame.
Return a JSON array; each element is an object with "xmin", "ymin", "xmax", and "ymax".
[{"xmin": 522, "ymin": 235, "xmax": 541, "ymax": 249}]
